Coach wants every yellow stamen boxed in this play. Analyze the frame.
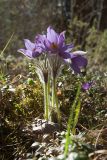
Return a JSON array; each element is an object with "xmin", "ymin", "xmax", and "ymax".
[{"xmin": 51, "ymin": 43, "xmax": 58, "ymax": 49}]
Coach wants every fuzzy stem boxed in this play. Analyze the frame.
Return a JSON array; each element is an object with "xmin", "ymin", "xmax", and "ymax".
[
  {"xmin": 52, "ymin": 78, "xmax": 55, "ymax": 109},
  {"xmin": 52, "ymin": 78, "xmax": 61, "ymax": 123},
  {"xmin": 47, "ymin": 78, "xmax": 51, "ymax": 120},
  {"xmin": 54, "ymin": 82, "xmax": 61, "ymax": 124},
  {"xmin": 44, "ymin": 82, "xmax": 49, "ymax": 121}
]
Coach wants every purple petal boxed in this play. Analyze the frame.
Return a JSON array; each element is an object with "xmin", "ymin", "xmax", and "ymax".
[
  {"xmin": 58, "ymin": 31, "xmax": 66, "ymax": 47},
  {"xmin": 44, "ymin": 39, "xmax": 52, "ymax": 50},
  {"xmin": 58, "ymin": 43, "xmax": 73, "ymax": 59},
  {"xmin": 32, "ymin": 50, "xmax": 42, "ymax": 57},
  {"xmin": 82, "ymin": 82, "xmax": 93, "ymax": 90},
  {"xmin": 47, "ymin": 26, "xmax": 59, "ymax": 44},
  {"xmin": 18, "ymin": 48, "xmax": 42, "ymax": 58},
  {"xmin": 72, "ymin": 51, "xmax": 87, "ymax": 56},
  {"xmin": 62, "ymin": 44, "xmax": 74, "ymax": 52},
  {"xmin": 71, "ymin": 55, "xmax": 87, "ymax": 73},
  {"xmin": 36, "ymin": 47, "xmax": 43, "ymax": 53},
  {"xmin": 35, "ymin": 34, "xmax": 46, "ymax": 44},
  {"xmin": 24, "ymin": 39, "xmax": 35, "ymax": 50},
  {"xmin": 59, "ymin": 51, "xmax": 71, "ymax": 59},
  {"xmin": 18, "ymin": 49, "xmax": 33, "ymax": 58},
  {"xmin": 34, "ymin": 35, "xmax": 47, "ymax": 51},
  {"xmin": 71, "ymin": 62, "xmax": 81, "ymax": 73}
]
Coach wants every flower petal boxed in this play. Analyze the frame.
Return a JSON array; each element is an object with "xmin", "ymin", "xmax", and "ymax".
[
  {"xmin": 59, "ymin": 51, "xmax": 71, "ymax": 59},
  {"xmin": 44, "ymin": 39, "xmax": 52, "ymax": 51},
  {"xmin": 58, "ymin": 31, "xmax": 66, "ymax": 47},
  {"xmin": 18, "ymin": 49, "xmax": 33, "ymax": 58},
  {"xmin": 72, "ymin": 51, "xmax": 87, "ymax": 56},
  {"xmin": 47, "ymin": 26, "xmax": 59, "ymax": 44},
  {"xmin": 71, "ymin": 63, "xmax": 81, "ymax": 73},
  {"xmin": 35, "ymin": 34, "xmax": 46, "ymax": 44},
  {"xmin": 35, "ymin": 34, "xmax": 47, "ymax": 51},
  {"xmin": 32, "ymin": 48, "xmax": 42, "ymax": 57},
  {"xmin": 71, "ymin": 55, "xmax": 87, "ymax": 73},
  {"xmin": 62, "ymin": 44, "xmax": 74, "ymax": 52},
  {"xmin": 82, "ymin": 82, "xmax": 93, "ymax": 90},
  {"xmin": 24, "ymin": 39, "xmax": 35, "ymax": 50}
]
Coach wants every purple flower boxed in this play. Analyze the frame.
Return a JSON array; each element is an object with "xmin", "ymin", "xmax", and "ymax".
[
  {"xmin": 34, "ymin": 27, "xmax": 87, "ymax": 74},
  {"xmin": 18, "ymin": 39, "xmax": 42, "ymax": 58},
  {"xmin": 36, "ymin": 26, "xmax": 73, "ymax": 59},
  {"xmin": 70, "ymin": 51, "xmax": 88, "ymax": 73},
  {"xmin": 35, "ymin": 34, "xmax": 46, "ymax": 51},
  {"xmin": 82, "ymin": 81, "xmax": 93, "ymax": 90},
  {"xmin": 18, "ymin": 27, "xmax": 88, "ymax": 75}
]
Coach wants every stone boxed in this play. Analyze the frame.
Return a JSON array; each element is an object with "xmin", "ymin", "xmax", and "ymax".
[{"xmin": 31, "ymin": 142, "xmax": 40, "ymax": 151}]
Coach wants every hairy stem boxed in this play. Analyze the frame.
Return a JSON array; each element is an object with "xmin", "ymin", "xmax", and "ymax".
[
  {"xmin": 44, "ymin": 82, "xmax": 49, "ymax": 121},
  {"xmin": 52, "ymin": 78, "xmax": 61, "ymax": 123}
]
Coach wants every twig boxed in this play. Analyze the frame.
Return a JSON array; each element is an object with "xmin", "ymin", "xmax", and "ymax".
[
  {"xmin": 94, "ymin": 126, "xmax": 104, "ymax": 149},
  {"xmin": 89, "ymin": 149, "xmax": 107, "ymax": 157}
]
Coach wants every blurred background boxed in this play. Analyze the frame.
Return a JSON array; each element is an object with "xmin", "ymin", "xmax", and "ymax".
[{"xmin": 0, "ymin": 0, "xmax": 107, "ymax": 70}]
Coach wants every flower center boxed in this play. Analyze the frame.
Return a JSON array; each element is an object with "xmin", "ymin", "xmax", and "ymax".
[
  {"xmin": 51, "ymin": 43, "xmax": 58, "ymax": 49},
  {"xmin": 32, "ymin": 47, "xmax": 36, "ymax": 52}
]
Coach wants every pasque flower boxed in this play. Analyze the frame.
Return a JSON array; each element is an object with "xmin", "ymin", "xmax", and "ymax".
[
  {"xmin": 36, "ymin": 26, "xmax": 73, "ymax": 59},
  {"xmin": 36, "ymin": 27, "xmax": 87, "ymax": 74},
  {"xmin": 18, "ymin": 27, "xmax": 87, "ymax": 74},
  {"xmin": 18, "ymin": 26, "xmax": 88, "ymax": 122},
  {"xmin": 82, "ymin": 81, "xmax": 93, "ymax": 90},
  {"xmin": 70, "ymin": 51, "xmax": 88, "ymax": 73},
  {"xmin": 64, "ymin": 51, "xmax": 87, "ymax": 73},
  {"xmin": 18, "ymin": 39, "xmax": 43, "ymax": 58}
]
